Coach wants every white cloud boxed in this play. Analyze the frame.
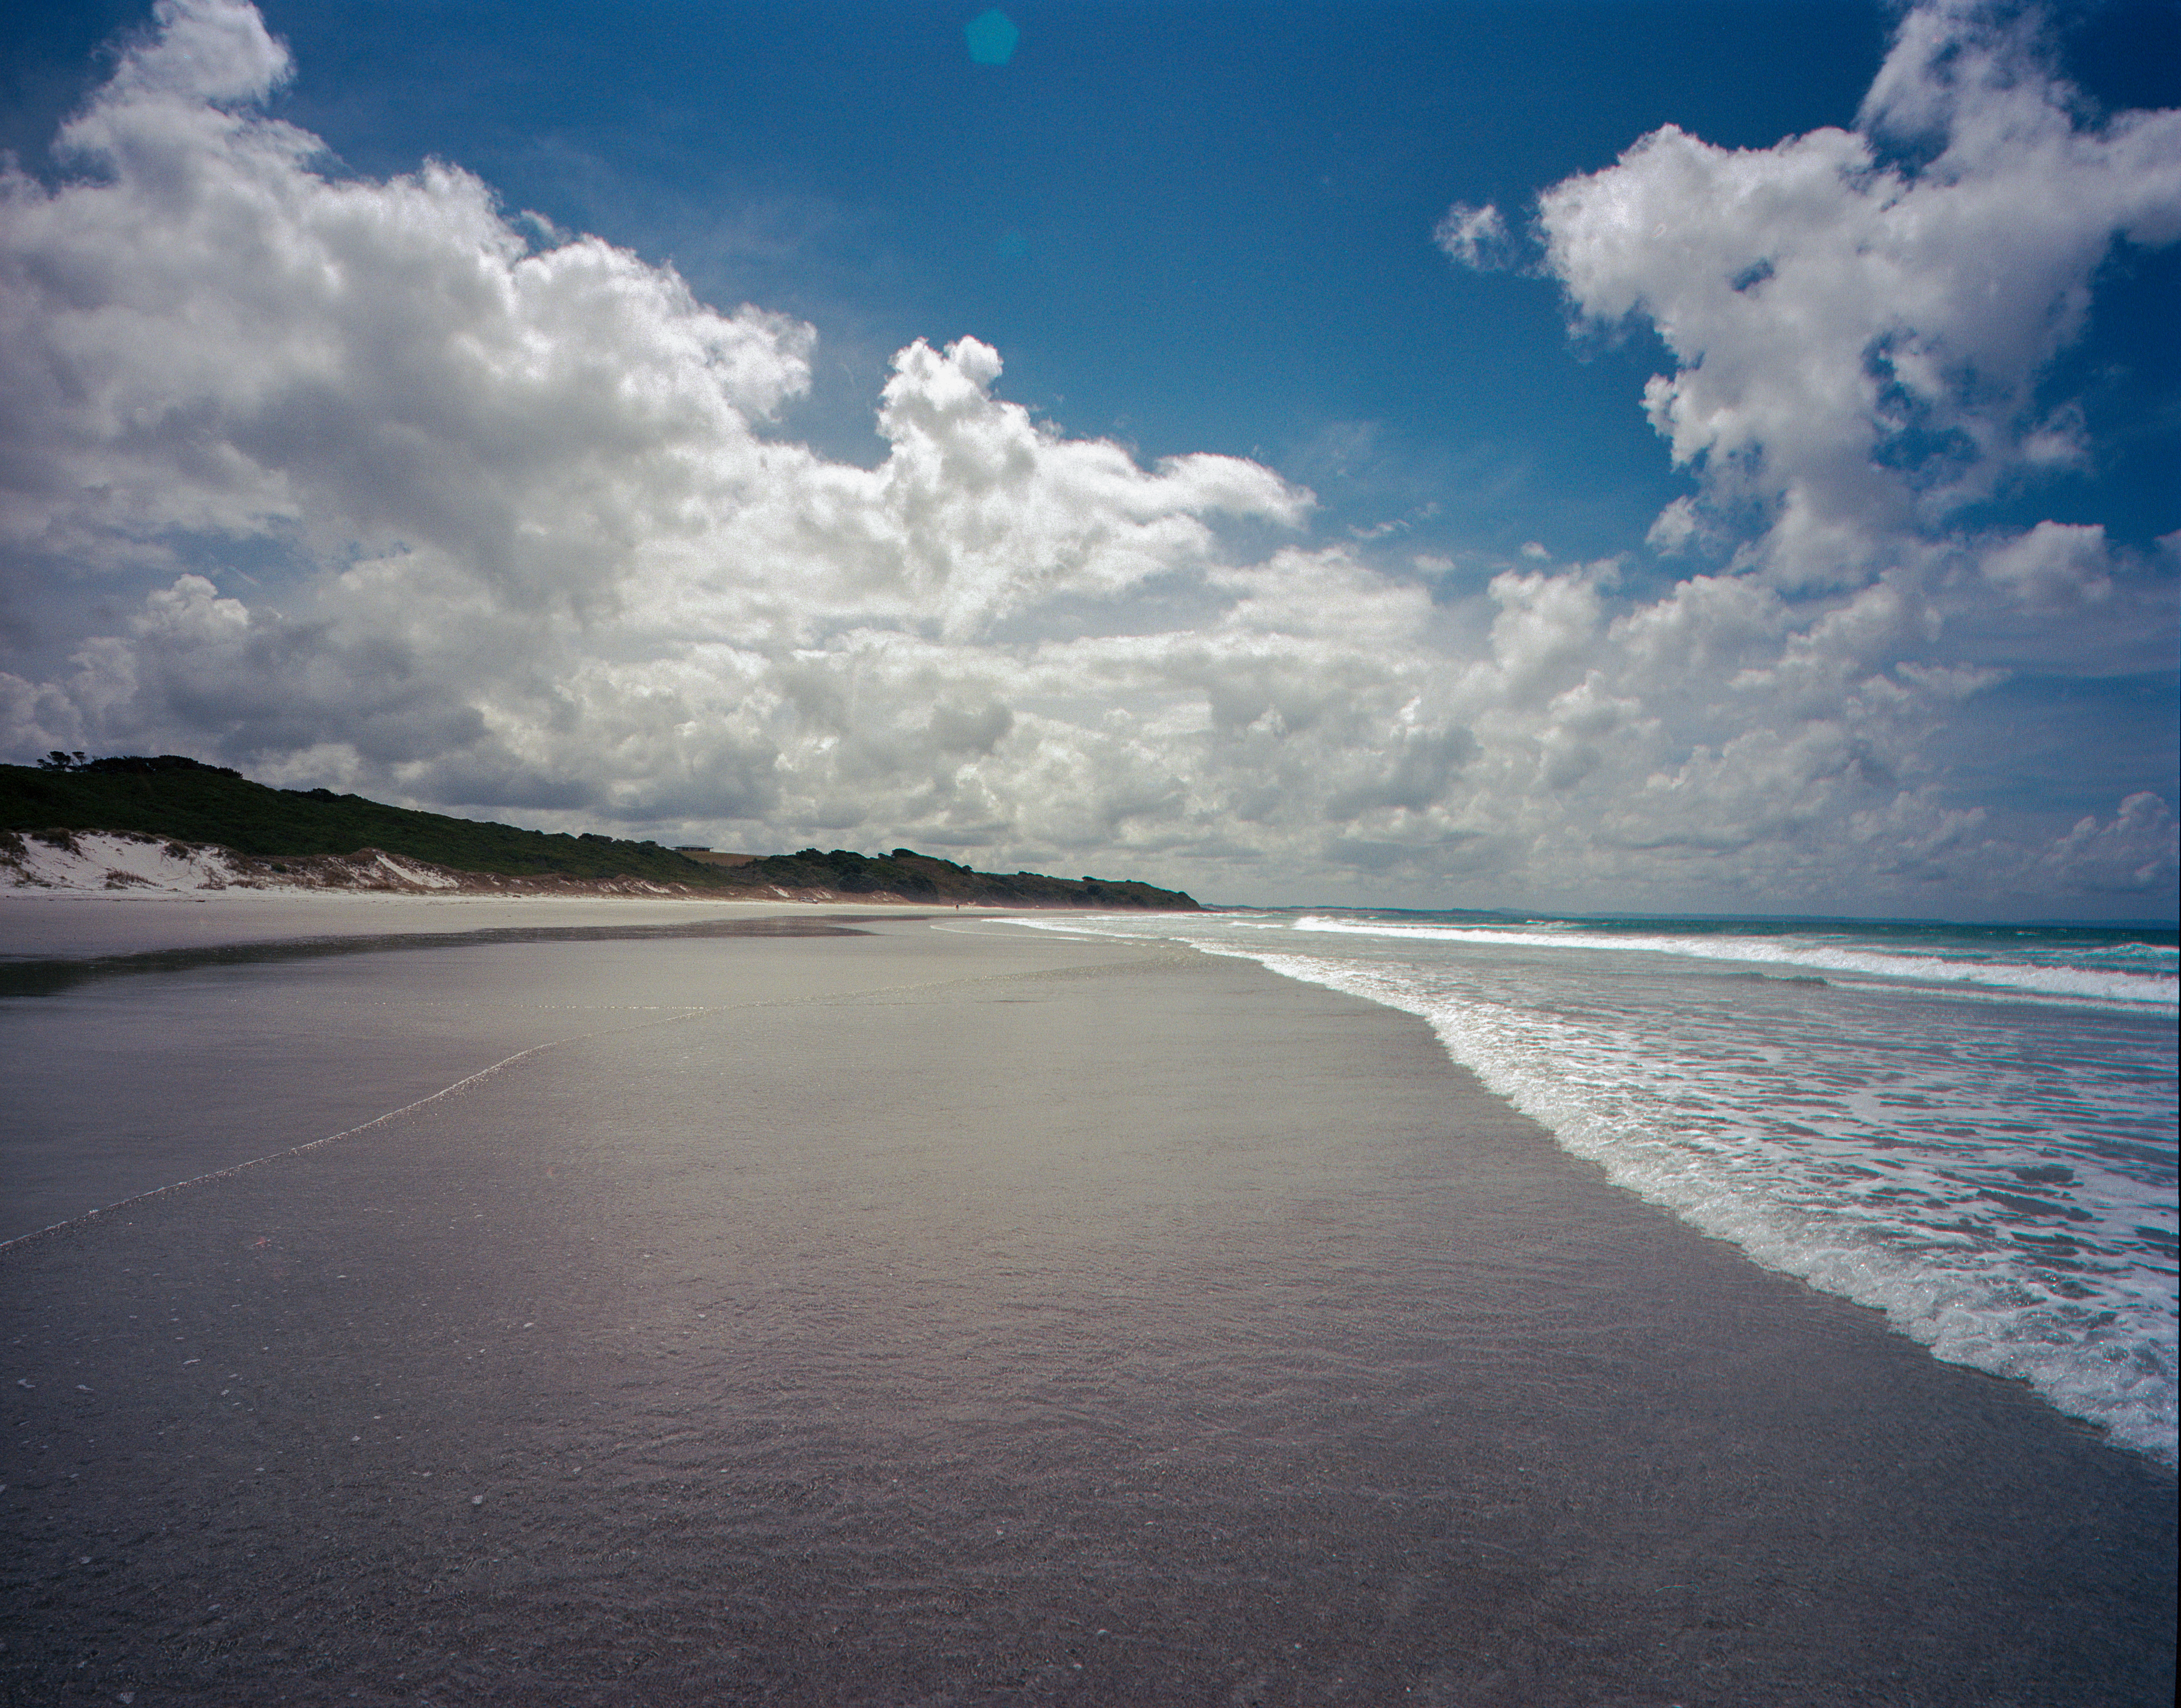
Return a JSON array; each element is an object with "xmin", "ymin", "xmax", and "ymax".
[
  {"xmin": 1433, "ymin": 201, "xmax": 1512, "ymax": 270},
  {"xmin": 101, "ymin": 0, "xmax": 289, "ymax": 106},
  {"xmin": 1, "ymin": 0, "xmax": 818, "ymax": 610},
  {"xmin": 1644, "ymin": 497, "xmax": 1701, "ymax": 557},
  {"xmin": 1976, "ymin": 520, "xmax": 2113, "ymax": 609},
  {"xmin": 2043, "ymin": 792, "xmax": 2179, "ymax": 893},
  {"xmin": 1538, "ymin": 0, "xmax": 2181, "ymax": 587},
  {"xmin": 0, "ymin": 1, "xmax": 2173, "ymax": 915}
]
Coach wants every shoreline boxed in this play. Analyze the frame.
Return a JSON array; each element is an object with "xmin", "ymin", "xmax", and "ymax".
[
  {"xmin": 0, "ymin": 888, "xmax": 1047, "ymax": 965},
  {"xmin": 2, "ymin": 911, "xmax": 2171, "ymax": 1703}
]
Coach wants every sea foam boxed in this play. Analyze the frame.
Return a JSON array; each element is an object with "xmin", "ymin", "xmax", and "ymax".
[{"xmin": 1290, "ymin": 917, "xmax": 2179, "ymax": 1011}]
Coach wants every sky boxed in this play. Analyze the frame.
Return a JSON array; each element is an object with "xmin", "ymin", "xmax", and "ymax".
[{"xmin": 1, "ymin": 0, "xmax": 2176, "ymax": 917}]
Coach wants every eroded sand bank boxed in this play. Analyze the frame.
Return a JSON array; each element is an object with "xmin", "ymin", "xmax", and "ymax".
[{"xmin": 2, "ymin": 912, "xmax": 2172, "ymax": 1704}]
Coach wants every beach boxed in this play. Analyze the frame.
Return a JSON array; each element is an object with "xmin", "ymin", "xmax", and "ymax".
[{"xmin": 2, "ymin": 902, "xmax": 2173, "ymax": 1704}]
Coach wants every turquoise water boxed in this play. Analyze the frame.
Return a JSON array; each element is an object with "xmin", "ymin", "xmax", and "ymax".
[{"xmin": 1013, "ymin": 910, "xmax": 2180, "ymax": 1463}]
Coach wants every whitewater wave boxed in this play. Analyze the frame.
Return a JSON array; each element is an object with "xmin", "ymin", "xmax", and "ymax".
[{"xmin": 1290, "ymin": 917, "xmax": 2178, "ymax": 1011}]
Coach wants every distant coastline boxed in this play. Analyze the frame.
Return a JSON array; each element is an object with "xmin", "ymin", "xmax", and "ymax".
[{"xmin": 0, "ymin": 756, "xmax": 1199, "ymax": 909}]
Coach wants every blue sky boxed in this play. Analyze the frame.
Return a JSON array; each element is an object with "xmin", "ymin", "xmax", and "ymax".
[{"xmin": 2, "ymin": 1, "xmax": 2176, "ymax": 915}]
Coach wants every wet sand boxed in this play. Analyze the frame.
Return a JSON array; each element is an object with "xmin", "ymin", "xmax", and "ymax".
[
  {"xmin": 0, "ymin": 890, "xmax": 847, "ymax": 963},
  {"xmin": 1, "ymin": 914, "xmax": 2172, "ymax": 1704}
]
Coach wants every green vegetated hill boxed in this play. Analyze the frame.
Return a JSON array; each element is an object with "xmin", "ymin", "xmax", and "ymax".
[
  {"xmin": 0, "ymin": 755, "xmax": 1199, "ymax": 908},
  {"xmin": 729, "ymin": 845, "xmax": 1196, "ymax": 909}
]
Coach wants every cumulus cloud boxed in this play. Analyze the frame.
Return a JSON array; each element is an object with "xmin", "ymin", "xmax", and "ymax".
[
  {"xmin": 1644, "ymin": 498, "xmax": 1702, "ymax": 557},
  {"xmin": 2043, "ymin": 792, "xmax": 2179, "ymax": 893},
  {"xmin": 1975, "ymin": 520, "xmax": 2113, "ymax": 610},
  {"xmin": 1538, "ymin": 0, "xmax": 2181, "ymax": 589},
  {"xmin": 0, "ymin": 0, "xmax": 815, "ymax": 603},
  {"xmin": 0, "ymin": 0, "xmax": 2172, "ymax": 914}
]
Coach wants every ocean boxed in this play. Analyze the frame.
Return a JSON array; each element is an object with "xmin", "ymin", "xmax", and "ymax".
[{"xmin": 1011, "ymin": 908, "xmax": 2181, "ymax": 1465}]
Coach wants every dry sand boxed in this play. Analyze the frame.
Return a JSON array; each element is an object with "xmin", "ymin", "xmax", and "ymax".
[{"xmin": 1, "ymin": 911, "xmax": 2172, "ymax": 1704}]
